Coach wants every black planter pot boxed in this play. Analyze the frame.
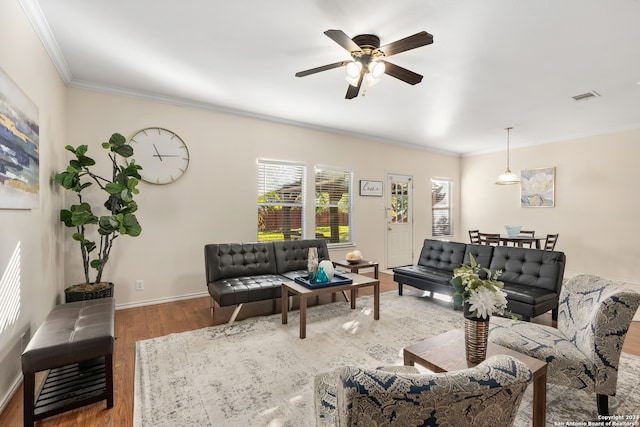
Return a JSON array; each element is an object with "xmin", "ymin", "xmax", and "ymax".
[{"xmin": 64, "ymin": 282, "xmax": 114, "ymax": 303}]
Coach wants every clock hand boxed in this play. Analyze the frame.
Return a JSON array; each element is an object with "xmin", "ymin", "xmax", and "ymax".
[
  {"xmin": 152, "ymin": 154, "xmax": 180, "ymax": 158},
  {"xmin": 153, "ymin": 144, "xmax": 163, "ymax": 161}
]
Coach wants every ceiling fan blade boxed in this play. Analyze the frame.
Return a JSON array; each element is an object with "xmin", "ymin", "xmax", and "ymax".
[
  {"xmin": 295, "ymin": 61, "xmax": 350, "ymax": 77},
  {"xmin": 378, "ymin": 31, "xmax": 433, "ymax": 57},
  {"xmin": 324, "ymin": 29, "xmax": 362, "ymax": 54},
  {"xmin": 345, "ymin": 74, "xmax": 364, "ymax": 99},
  {"xmin": 380, "ymin": 60, "xmax": 423, "ymax": 85}
]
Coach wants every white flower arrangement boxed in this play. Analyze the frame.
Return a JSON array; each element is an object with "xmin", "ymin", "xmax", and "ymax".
[{"xmin": 451, "ymin": 254, "xmax": 508, "ymax": 319}]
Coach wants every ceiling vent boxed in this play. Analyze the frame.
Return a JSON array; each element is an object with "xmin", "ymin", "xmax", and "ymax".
[{"xmin": 572, "ymin": 91, "xmax": 601, "ymax": 102}]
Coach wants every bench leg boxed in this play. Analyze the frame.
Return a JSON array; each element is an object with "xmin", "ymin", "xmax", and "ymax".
[
  {"xmin": 398, "ymin": 283, "xmax": 403, "ymax": 296},
  {"xmin": 23, "ymin": 372, "xmax": 35, "ymax": 427},
  {"xmin": 105, "ymin": 354, "xmax": 114, "ymax": 408}
]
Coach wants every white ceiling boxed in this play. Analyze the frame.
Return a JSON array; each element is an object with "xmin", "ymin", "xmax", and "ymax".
[{"xmin": 22, "ymin": 0, "xmax": 640, "ymax": 155}]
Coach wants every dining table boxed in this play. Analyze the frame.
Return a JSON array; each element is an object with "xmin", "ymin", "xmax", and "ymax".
[{"xmin": 499, "ymin": 235, "xmax": 544, "ymax": 249}]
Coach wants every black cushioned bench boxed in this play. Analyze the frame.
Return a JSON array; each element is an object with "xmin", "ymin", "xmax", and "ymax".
[{"xmin": 21, "ymin": 298, "xmax": 115, "ymax": 426}]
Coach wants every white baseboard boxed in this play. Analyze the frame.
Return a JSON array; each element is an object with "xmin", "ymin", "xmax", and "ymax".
[
  {"xmin": 115, "ymin": 291, "xmax": 209, "ymax": 310},
  {"xmin": 0, "ymin": 374, "xmax": 22, "ymax": 420}
]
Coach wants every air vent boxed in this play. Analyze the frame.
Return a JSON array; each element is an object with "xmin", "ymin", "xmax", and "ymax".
[{"xmin": 572, "ymin": 91, "xmax": 601, "ymax": 101}]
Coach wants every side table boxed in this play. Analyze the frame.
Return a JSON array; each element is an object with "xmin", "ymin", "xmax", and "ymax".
[
  {"xmin": 403, "ymin": 329, "xmax": 547, "ymax": 427},
  {"xmin": 332, "ymin": 259, "xmax": 379, "ymax": 279}
]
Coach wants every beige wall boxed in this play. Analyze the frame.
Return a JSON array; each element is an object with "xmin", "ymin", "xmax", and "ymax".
[
  {"xmin": 0, "ymin": 0, "xmax": 67, "ymax": 412},
  {"xmin": 460, "ymin": 129, "xmax": 640, "ymax": 286},
  {"xmin": 65, "ymin": 88, "xmax": 461, "ymax": 307}
]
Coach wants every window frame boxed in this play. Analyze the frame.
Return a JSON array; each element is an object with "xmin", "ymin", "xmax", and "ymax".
[
  {"xmin": 257, "ymin": 159, "xmax": 306, "ymax": 242},
  {"xmin": 314, "ymin": 165, "xmax": 354, "ymax": 246},
  {"xmin": 431, "ymin": 177, "xmax": 453, "ymax": 238}
]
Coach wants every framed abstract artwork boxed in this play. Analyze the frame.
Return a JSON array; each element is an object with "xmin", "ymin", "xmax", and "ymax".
[
  {"xmin": 520, "ymin": 167, "xmax": 555, "ymax": 208},
  {"xmin": 0, "ymin": 67, "xmax": 39, "ymax": 209}
]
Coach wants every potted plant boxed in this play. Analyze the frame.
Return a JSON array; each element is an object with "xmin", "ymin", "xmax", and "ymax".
[
  {"xmin": 54, "ymin": 133, "xmax": 142, "ymax": 302},
  {"xmin": 451, "ymin": 254, "xmax": 508, "ymax": 362}
]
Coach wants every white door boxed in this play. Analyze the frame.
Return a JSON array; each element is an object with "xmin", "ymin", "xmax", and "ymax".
[{"xmin": 386, "ymin": 174, "xmax": 413, "ymax": 268}]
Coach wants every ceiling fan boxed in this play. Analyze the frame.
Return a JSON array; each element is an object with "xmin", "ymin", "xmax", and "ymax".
[{"xmin": 295, "ymin": 29, "xmax": 434, "ymax": 99}]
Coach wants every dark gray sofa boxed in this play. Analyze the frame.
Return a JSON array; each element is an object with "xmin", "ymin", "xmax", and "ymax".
[
  {"xmin": 204, "ymin": 239, "xmax": 330, "ymax": 322},
  {"xmin": 393, "ymin": 239, "xmax": 566, "ymax": 321}
]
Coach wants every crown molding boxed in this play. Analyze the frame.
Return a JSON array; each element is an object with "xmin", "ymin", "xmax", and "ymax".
[{"xmin": 19, "ymin": 0, "xmax": 72, "ymax": 83}]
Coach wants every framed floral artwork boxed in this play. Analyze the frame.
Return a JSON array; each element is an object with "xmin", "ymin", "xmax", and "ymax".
[{"xmin": 520, "ymin": 167, "xmax": 555, "ymax": 207}]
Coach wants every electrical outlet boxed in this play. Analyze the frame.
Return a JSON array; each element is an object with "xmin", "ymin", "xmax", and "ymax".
[{"xmin": 135, "ymin": 279, "xmax": 144, "ymax": 291}]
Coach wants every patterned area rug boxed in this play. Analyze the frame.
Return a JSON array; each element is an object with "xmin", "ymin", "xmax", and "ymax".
[{"xmin": 134, "ymin": 292, "xmax": 640, "ymax": 426}]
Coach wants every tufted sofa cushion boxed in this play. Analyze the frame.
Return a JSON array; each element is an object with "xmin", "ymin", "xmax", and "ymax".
[
  {"xmin": 204, "ymin": 242, "xmax": 277, "ymax": 283},
  {"xmin": 273, "ymin": 238, "xmax": 329, "ymax": 275},
  {"xmin": 489, "ymin": 246, "xmax": 565, "ymax": 293},
  {"xmin": 416, "ymin": 239, "xmax": 467, "ymax": 272}
]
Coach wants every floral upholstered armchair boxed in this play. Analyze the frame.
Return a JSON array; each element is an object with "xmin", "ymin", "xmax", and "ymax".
[
  {"xmin": 490, "ymin": 274, "xmax": 640, "ymax": 416},
  {"xmin": 314, "ymin": 355, "xmax": 532, "ymax": 427}
]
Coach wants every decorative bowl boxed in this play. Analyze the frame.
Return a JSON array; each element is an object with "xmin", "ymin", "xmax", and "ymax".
[
  {"xmin": 505, "ymin": 225, "xmax": 522, "ymax": 238},
  {"xmin": 347, "ymin": 259, "xmax": 362, "ymax": 264}
]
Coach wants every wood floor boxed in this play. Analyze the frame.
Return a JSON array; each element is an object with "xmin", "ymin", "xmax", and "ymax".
[{"xmin": 1, "ymin": 272, "xmax": 639, "ymax": 427}]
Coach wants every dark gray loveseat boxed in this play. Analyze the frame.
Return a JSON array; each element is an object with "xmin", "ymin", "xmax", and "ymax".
[
  {"xmin": 393, "ymin": 239, "xmax": 566, "ymax": 321},
  {"xmin": 204, "ymin": 239, "xmax": 330, "ymax": 322}
]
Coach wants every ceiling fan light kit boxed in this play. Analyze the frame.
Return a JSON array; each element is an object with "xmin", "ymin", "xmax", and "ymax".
[
  {"xmin": 495, "ymin": 127, "xmax": 521, "ymax": 185},
  {"xmin": 295, "ymin": 29, "xmax": 433, "ymax": 99}
]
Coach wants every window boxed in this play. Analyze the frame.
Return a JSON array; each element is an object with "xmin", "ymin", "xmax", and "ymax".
[
  {"xmin": 257, "ymin": 160, "xmax": 306, "ymax": 241},
  {"xmin": 315, "ymin": 166, "xmax": 352, "ymax": 244},
  {"xmin": 432, "ymin": 178, "xmax": 453, "ymax": 237}
]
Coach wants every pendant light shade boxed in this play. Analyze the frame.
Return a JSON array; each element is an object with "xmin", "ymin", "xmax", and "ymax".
[{"xmin": 495, "ymin": 127, "xmax": 520, "ymax": 185}]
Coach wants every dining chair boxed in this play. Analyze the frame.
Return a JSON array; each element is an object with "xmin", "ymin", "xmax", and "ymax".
[
  {"xmin": 518, "ymin": 230, "xmax": 535, "ymax": 248},
  {"xmin": 544, "ymin": 233, "xmax": 559, "ymax": 250},
  {"xmin": 468, "ymin": 229, "xmax": 480, "ymax": 244},
  {"xmin": 478, "ymin": 232, "xmax": 500, "ymax": 246}
]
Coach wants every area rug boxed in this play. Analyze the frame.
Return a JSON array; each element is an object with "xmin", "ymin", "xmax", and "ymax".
[{"xmin": 134, "ymin": 292, "xmax": 640, "ymax": 426}]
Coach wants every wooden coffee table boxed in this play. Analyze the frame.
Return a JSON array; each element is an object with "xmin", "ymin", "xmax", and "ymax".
[
  {"xmin": 403, "ymin": 329, "xmax": 547, "ymax": 427},
  {"xmin": 281, "ymin": 272, "xmax": 379, "ymax": 339}
]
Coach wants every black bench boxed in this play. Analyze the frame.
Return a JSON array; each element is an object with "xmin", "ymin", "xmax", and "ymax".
[{"xmin": 21, "ymin": 298, "xmax": 115, "ymax": 426}]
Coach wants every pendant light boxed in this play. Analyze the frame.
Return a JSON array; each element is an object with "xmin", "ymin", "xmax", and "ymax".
[{"xmin": 495, "ymin": 127, "xmax": 520, "ymax": 185}]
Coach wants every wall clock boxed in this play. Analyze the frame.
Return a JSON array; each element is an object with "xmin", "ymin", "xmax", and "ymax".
[{"xmin": 128, "ymin": 127, "xmax": 190, "ymax": 184}]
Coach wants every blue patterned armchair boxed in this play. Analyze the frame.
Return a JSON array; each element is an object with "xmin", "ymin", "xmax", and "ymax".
[
  {"xmin": 314, "ymin": 355, "xmax": 532, "ymax": 427},
  {"xmin": 489, "ymin": 274, "xmax": 640, "ymax": 416}
]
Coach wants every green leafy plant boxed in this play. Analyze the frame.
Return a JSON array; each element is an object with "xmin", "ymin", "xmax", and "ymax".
[
  {"xmin": 451, "ymin": 253, "xmax": 508, "ymax": 319},
  {"xmin": 54, "ymin": 133, "xmax": 142, "ymax": 285}
]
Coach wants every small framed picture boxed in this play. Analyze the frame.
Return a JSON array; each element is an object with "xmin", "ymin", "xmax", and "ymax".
[{"xmin": 359, "ymin": 180, "xmax": 383, "ymax": 197}]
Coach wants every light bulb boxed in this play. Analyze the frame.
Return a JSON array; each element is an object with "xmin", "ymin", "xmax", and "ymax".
[
  {"xmin": 368, "ymin": 61, "xmax": 385, "ymax": 79},
  {"xmin": 345, "ymin": 61, "xmax": 362, "ymax": 79}
]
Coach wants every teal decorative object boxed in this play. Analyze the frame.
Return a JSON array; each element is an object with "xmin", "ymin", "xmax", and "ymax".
[{"xmin": 316, "ymin": 267, "xmax": 329, "ymax": 283}]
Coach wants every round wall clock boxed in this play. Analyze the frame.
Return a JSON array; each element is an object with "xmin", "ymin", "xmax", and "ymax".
[{"xmin": 128, "ymin": 127, "xmax": 190, "ymax": 184}]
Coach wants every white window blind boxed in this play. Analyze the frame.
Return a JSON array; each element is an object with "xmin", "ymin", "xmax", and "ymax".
[
  {"xmin": 432, "ymin": 178, "xmax": 453, "ymax": 237},
  {"xmin": 257, "ymin": 160, "xmax": 306, "ymax": 241},
  {"xmin": 315, "ymin": 166, "xmax": 352, "ymax": 244}
]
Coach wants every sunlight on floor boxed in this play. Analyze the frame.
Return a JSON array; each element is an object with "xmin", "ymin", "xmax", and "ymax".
[{"xmin": 342, "ymin": 320, "xmax": 360, "ymax": 334}]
